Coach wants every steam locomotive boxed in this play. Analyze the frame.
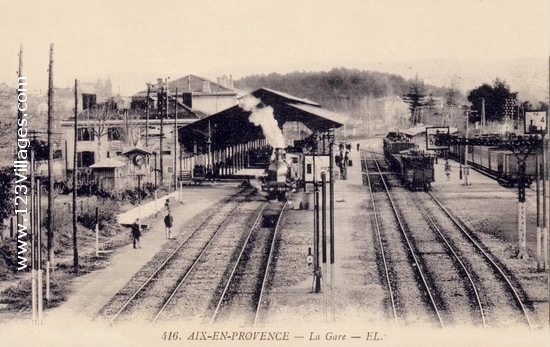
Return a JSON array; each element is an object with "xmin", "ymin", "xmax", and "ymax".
[{"xmin": 261, "ymin": 148, "xmax": 303, "ymax": 200}]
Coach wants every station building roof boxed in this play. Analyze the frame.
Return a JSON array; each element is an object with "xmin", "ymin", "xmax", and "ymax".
[{"xmin": 179, "ymin": 88, "xmax": 346, "ymax": 152}]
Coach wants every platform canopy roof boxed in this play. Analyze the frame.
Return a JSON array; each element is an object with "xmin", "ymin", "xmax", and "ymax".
[{"xmin": 179, "ymin": 88, "xmax": 346, "ymax": 152}]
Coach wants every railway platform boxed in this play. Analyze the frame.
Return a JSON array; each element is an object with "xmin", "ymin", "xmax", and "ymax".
[{"xmin": 41, "ymin": 183, "xmax": 240, "ymax": 325}]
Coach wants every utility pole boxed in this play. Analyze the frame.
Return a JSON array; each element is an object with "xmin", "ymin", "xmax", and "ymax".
[
  {"xmin": 174, "ymin": 88, "xmax": 178, "ymax": 190},
  {"xmin": 30, "ymin": 150, "xmax": 37, "ymax": 324},
  {"xmin": 47, "ymin": 44, "xmax": 55, "ymax": 273},
  {"xmin": 463, "ymin": 109, "xmax": 471, "ymax": 186},
  {"xmin": 328, "ymin": 128, "xmax": 336, "ymax": 322},
  {"xmin": 145, "ymin": 85, "xmax": 150, "ymax": 147},
  {"xmin": 312, "ymin": 133, "xmax": 321, "ymax": 294},
  {"xmin": 159, "ymin": 86, "xmax": 164, "ymax": 187},
  {"xmin": 73, "ymin": 79, "xmax": 79, "ymax": 274},
  {"xmin": 15, "ymin": 46, "xmax": 25, "ymax": 248},
  {"xmin": 481, "ymin": 98, "xmax": 486, "ymax": 134},
  {"xmin": 17, "ymin": 45, "xmax": 23, "ymax": 150}
]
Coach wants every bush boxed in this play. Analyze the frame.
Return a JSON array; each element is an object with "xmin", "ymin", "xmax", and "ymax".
[{"xmin": 76, "ymin": 197, "xmax": 120, "ymax": 230}]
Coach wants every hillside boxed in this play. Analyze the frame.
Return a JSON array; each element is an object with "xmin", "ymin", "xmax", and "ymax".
[
  {"xmin": 366, "ymin": 57, "xmax": 548, "ymax": 104},
  {"xmin": 234, "ymin": 68, "xmax": 455, "ymax": 121}
]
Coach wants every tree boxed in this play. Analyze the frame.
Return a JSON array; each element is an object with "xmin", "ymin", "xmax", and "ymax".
[
  {"xmin": 467, "ymin": 79, "xmax": 517, "ymax": 123},
  {"xmin": 444, "ymin": 84, "xmax": 461, "ymax": 107},
  {"xmin": 403, "ymin": 76, "xmax": 427, "ymax": 124},
  {"xmin": 0, "ymin": 167, "xmax": 15, "ymax": 239}
]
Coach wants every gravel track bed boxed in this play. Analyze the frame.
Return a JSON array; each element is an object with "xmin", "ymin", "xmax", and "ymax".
[
  {"xmin": 364, "ymin": 152, "xmax": 440, "ymax": 327},
  {"xmin": 430, "ymin": 191, "xmax": 548, "ymax": 329},
  {"xmin": 415, "ymin": 193, "xmax": 533, "ymax": 329},
  {"xmin": 152, "ymin": 200, "xmax": 267, "ymax": 324},
  {"xmin": 213, "ymin": 202, "xmax": 285, "ymax": 326},
  {"xmin": 97, "ymin": 189, "xmax": 256, "ymax": 324},
  {"xmin": 393, "ymin": 189, "xmax": 483, "ymax": 327}
]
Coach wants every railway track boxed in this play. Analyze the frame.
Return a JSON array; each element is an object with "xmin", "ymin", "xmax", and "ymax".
[
  {"xmin": 209, "ymin": 201, "xmax": 287, "ymax": 327},
  {"xmin": 98, "ymin": 188, "xmax": 261, "ymax": 325},
  {"xmin": 361, "ymin": 150, "xmax": 444, "ymax": 327},
  {"xmin": 418, "ymin": 192, "xmax": 532, "ymax": 329},
  {"xmin": 149, "ymin": 199, "xmax": 268, "ymax": 325},
  {"xmin": 362, "ymin": 149, "xmax": 533, "ymax": 329}
]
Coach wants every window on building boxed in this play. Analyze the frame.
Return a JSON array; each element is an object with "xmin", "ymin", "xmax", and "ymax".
[
  {"xmin": 306, "ymin": 163, "xmax": 312, "ymax": 174},
  {"xmin": 76, "ymin": 151, "xmax": 95, "ymax": 168},
  {"xmin": 53, "ymin": 150, "xmax": 63, "ymax": 160},
  {"xmin": 108, "ymin": 127, "xmax": 123, "ymax": 141},
  {"xmin": 77, "ymin": 127, "xmax": 95, "ymax": 141}
]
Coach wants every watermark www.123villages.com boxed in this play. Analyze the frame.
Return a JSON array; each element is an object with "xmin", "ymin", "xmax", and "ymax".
[{"xmin": 15, "ymin": 76, "xmax": 30, "ymax": 270}]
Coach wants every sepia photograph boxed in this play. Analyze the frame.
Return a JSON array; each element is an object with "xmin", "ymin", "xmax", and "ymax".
[{"xmin": 0, "ymin": 0, "xmax": 548, "ymax": 346}]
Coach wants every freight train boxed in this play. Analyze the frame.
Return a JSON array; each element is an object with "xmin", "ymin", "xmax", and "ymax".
[
  {"xmin": 448, "ymin": 143, "xmax": 537, "ymax": 187},
  {"xmin": 383, "ymin": 133, "xmax": 435, "ymax": 191}
]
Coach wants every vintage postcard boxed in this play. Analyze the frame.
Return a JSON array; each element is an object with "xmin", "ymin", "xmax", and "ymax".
[{"xmin": 0, "ymin": 1, "xmax": 548, "ymax": 346}]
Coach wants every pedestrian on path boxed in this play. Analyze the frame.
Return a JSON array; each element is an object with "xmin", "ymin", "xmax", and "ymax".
[
  {"xmin": 131, "ymin": 219, "xmax": 141, "ymax": 249},
  {"xmin": 164, "ymin": 211, "xmax": 173, "ymax": 239},
  {"xmin": 357, "ymin": 143, "xmax": 360, "ymax": 151}
]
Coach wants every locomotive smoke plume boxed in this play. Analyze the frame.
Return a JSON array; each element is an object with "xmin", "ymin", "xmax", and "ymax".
[{"xmin": 240, "ymin": 95, "xmax": 285, "ymax": 149}]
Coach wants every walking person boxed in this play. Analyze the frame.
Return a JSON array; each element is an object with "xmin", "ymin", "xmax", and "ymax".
[
  {"xmin": 164, "ymin": 211, "xmax": 174, "ymax": 239},
  {"xmin": 131, "ymin": 218, "xmax": 141, "ymax": 249},
  {"xmin": 356, "ymin": 143, "xmax": 360, "ymax": 152}
]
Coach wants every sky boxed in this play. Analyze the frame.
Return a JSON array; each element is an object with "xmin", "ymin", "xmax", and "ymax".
[{"xmin": 1, "ymin": 0, "xmax": 548, "ymax": 95}]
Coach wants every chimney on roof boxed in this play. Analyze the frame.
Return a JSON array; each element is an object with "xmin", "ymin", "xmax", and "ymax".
[
  {"xmin": 202, "ymin": 81, "xmax": 211, "ymax": 93},
  {"xmin": 229, "ymin": 75, "xmax": 233, "ymax": 89}
]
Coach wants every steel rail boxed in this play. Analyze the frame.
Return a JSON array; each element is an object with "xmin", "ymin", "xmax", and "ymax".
[
  {"xmin": 361, "ymin": 149, "xmax": 398, "ymax": 324},
  {"xmin": 415, "ymin": 200, "xmax": 487, "ymax": 328},
  {"xmin": 209, "ymin": 202, "xmax": 269, "ymax": 325},
  {"xmin": 428, "ymin": 192, "xmax": 533, "ymax": 330},
  {"xmin": 372, "ymin": 151, "xmax": 445, "ymax": 328},
  {"xmin": 253, "ymin": 201, "xmax": 288, "ymax": 327},
  {"xmin": 106, "ymin": 188, "xmax": 251, "ymax": 326},
  {"xmin": 150, "ymin": 198, "xmax": 254, "ymax": 325}
]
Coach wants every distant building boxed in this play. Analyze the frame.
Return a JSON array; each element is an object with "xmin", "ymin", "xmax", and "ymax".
[
  {"xmin": 60, "ymin": 93, "xmax": 200, "ymax": 189},
  {"xmin": 133, "ymin": 75, "xmax": 238, "ymax": 117}
]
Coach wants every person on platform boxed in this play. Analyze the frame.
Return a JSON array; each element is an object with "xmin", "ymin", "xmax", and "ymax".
[
  {"xmin": 131, "ymin": 219, "xmax": 141, "ymax": 249},
  {"xmin": 444, "ymin": 160, "xmax": 452, "ymax": 181},
  {"xmin": 164, "ymin": 211, "xmax": 174, "ymax": 239}
]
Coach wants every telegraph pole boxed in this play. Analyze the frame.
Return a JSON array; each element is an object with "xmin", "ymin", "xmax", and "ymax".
[
  {"xmin": 73, "ymin": 79, "xmax": 79, "ymax": 274},
  {"xmin": 159, "ymin": 86, "xmax": 164, "ymax": 187},
  {"xmin": 328, "ymin": 128, "xmax": 336, "ymax": 321},
  {"xmin": 463, "ymin": 109, "xmax": 470, "ymax": 186},
  {"xmin": 17, "ymin": 45, "xmax": 23, "ymax": 149},
  {"xmin": 47, "ymin": 44, "xmax": 55, "ymax": 272},
  {"xmin": 16, "ymin": 46, "xmax": 24, "ymax": 247},
  {"xmin": 481, "ymin": 98, "xmax": 486, "ymax": 134},
  {"xmin": 145, "ymin": 84, "xmax": 150, "ymax": 147},
  {"xmin": 312, "ymin": 133, "xmax": 321, "ymax": 293},
  {"xmin": 30, "ymin": 149, "xmax": 36, "ymax": 323},
  {"xmin": 174, "ymin": 88, "xmax": 178, "ymax": 190}
]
